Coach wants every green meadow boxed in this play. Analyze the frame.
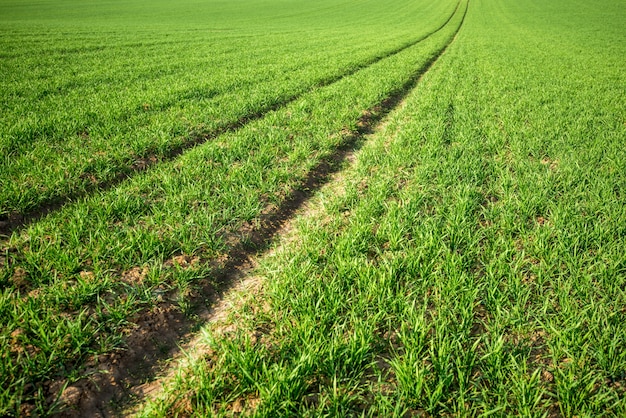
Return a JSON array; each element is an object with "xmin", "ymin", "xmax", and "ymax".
[
  {"xmin": 1, "ymin": 0, "xmax": 624, "ymax": 416},
  {"xmin": 0, "ymin": 0, "xmax": 455, "ymax": 216}
]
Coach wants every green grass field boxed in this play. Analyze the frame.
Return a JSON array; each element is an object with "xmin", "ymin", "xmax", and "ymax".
[
  {"xmin": 0, "ymin": 0, "xmax": 456, "ymax": 217},
  {"xmin": 1, "ymin": 0, "xmax": 625, "ymax": 416}
]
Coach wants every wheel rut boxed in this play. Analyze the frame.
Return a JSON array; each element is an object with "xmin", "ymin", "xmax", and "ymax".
[{"xmin": 46, "ymin": 1, "xmax": 470, "ymax": 416}]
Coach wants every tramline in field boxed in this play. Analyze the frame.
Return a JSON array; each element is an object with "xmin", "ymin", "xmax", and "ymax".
[{"xmin": 1, "ymin": 0, "xmax": 465, "ymax": 414}]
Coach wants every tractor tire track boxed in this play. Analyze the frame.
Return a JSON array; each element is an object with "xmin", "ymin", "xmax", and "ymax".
[{"xmin": 49, "ymin": 1, "xmax": 469, "ymax": 416}]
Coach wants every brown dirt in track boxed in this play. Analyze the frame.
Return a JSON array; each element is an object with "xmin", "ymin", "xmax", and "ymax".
[
  {"xmin": 50, "ymin": 91, "xmax": 418, "ymax": 417},
  {"xmin": 50, "ymin": 119, "xmax": 369, "ymax": 418}
]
